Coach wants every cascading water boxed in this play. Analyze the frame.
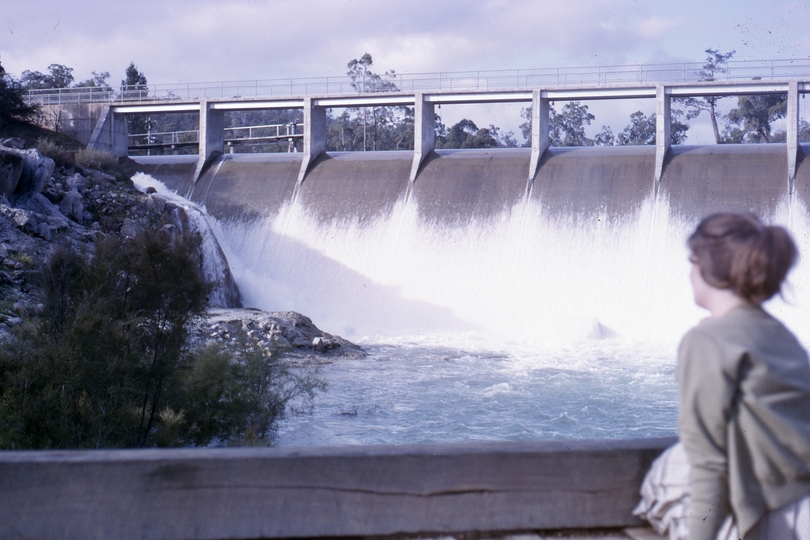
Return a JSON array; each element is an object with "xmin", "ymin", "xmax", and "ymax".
[{"xmin": 132, "ymin": 170, "xmax": 810, "ymax": 447}]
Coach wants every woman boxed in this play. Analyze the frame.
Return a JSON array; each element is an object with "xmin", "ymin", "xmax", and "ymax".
[{"xmin": 639, "ymin": 212, "xmax": 810, "ymax": 539}]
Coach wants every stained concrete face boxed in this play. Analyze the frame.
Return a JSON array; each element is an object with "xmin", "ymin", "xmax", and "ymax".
[
  {"xmin": 413, "ymin": 148, "xmax": 530, "ymax": 226},
  {"xmin": 127, "ymin": 144, "xmax": 797, "ymax": 227},
  {"xmin": 297, "ymin": 151, "xmax": 411, "ymax": 225},
  {"xmin": 124, "ymin": 156, "xmax": 198, "ymax": 197},
  {"xmin": 661, "ymin": 144, "xmax": 789, "ymax": 219},
  {"xmin": 192, "ymin": 154, "xmax": 301, "ymax": 222},
  {"xmin": 531, "ymin": 146, "xmax": 656, "ymax": 221}
]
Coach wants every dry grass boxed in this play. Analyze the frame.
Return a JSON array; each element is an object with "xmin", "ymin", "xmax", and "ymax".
[
  {"xmin": 76, "ymin": 147, "xmax": 119, "ymax": 172},
  {"xmin": 36, "ymin": 138, "xmax": 75, "ymax": 168}
]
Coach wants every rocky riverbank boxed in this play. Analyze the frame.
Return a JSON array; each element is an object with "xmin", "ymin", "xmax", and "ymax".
[{"xmin": 0, "ymin": 132, "xmax": 363, "ymax": 360}]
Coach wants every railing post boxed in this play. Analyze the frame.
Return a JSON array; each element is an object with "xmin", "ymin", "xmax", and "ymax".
[
  {"xmin": 787, "ymin": 80, "xmax": 800, "ymax": 191},
  {"xmin": 654, "ymin": 85, "xmax": 671, "ymax": 186}
]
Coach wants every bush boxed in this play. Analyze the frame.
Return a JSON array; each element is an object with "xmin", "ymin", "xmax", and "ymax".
[
  {"xmin": 36, "ymin": 137, "xmax": 74, "ymax": 168},
  {"xmin": 0, "ymin": 224, "xmax": 324, "ymax": 449},
  {"xmin": 0, "ymin": 67, "xmax": 38, "ymax": 126},
  {"xmin": 76, "ymin": 147, "xmax": 118, "ymax": 171}
]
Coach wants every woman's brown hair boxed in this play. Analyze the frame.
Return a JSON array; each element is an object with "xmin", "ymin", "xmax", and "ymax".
[{"xmin": 688, "ymin": 212, "xmax": 798, "ymax": 304}]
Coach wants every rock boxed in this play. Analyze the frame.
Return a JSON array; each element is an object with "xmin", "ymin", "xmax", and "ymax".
[
  {"xmin": 312, "ymin": 336, "xmax": 326, "ymax": 352},
  {"xmin": 37, "ymin": 222, "xmax": 52, "ymax": 241},
  {"xmin": 145, "ymin": 186, "xmax": 157, "ymax": 194},
  {"xmin": 0, "ymin": 205, "xmax": 38, "ymax": 234},
  {"xmin": 59, "ymin": 189, "xmax": 84, "ymax": 223},
  {"xmin": 0, "ymin": 243, "xmax": 7, "ymax": 259},
  {"xmin": 0, "ymin": 138, "xmax": 25, "ymax": 150},
  {"xmin": 66, "ymin": 173, "xmax": 87, "ymax": 191},
  {"xmin": 6, "ymin": 317, "xmax": 23, "ymax": 327},
  {"xmin": 11, "ymin": 148, "xmax": 55, "ymax": 194},
  {"xmin": 150, "ymin": 194, "xmax": 166, "ymax": 212},
  {"xmin": 120, "ymin": 218, "xmax": 143, "ymax": 239},
  {"xmin": 0, "ymin": 149, "xmax": 24, "ymax": 198},
  {"xmin": 12, "ymin": 302, "xmax": 28, "ymax": 318},
  {"xmin": 82, "ymin": 210, "xmax": 93, "ymax": 223},
  {"xmin": 90, "ymin": 221, "xmax": 101, "ymax": 230}
]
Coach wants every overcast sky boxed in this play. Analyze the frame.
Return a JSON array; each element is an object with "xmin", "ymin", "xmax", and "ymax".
[{"xmin": 2, "ymin": 0, "xmax": 809, "ymax": 143}]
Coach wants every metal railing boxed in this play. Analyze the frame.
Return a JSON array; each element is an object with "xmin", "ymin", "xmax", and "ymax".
[
  {"xmin": 26, "ymin": 58, "xmax": 810, "ymax": 106},
  {"xmin": 128, "ymin": 123, "xmax": 303, "ymax": 149}
]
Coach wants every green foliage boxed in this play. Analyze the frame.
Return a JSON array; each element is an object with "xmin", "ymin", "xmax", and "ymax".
[
  {"xmin": 121, "ymin": 62, "xmax": 148, "ymax": 101},
  {"xmin": 436, "ymin": 119, "xmax": 500, "ymax": 149},
  {"xmin": 0, "ymin": 224, "xmax": 325, "ymax": 449},
  {"xmin": 325, "ymin": 54, "xmax": 413, "ymax": 152},
  {"xmin": 615, "ymin": 110, "xmax": 689, "ymax": 146},
  {"xmin": 20, "ymin": 64, "xmax": 74, "ymax": 90},
  {"xmin": 674, "ymin": 49, "xmax": 736, "ymax": 143},
  {"xmin": 0, "ymin": 62, "xmax": 39, "ymax": 125},
  {"xmin": 0, "ymin": 226, "xmax": 210, "ymax": 448},
  {"xmin": 75, "ymin": 147, "xmax": 119, "ymax": 171},
  {"xmin": 36, "ymin": 137, "xmax": 75, "ymax": 168},
  {"xmin": 724, "ymin": 94, "xmax": 787, "ymax": 143},
  {"xmin": 177, "ymin": 339, "xmax": 324, "ymax": 446},
  {"xmin": 519, "ymin": 102, "xmax": 599, "ymax": 147},
  {"xmin": 75, "ymin": 71, "xmax": 111, "ymax": 89}
]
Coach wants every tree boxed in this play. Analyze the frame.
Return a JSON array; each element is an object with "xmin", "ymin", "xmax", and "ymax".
[
  {"xmin": 435, "ymin": 119, "xmax": 500, "ymax": 149},
  {"xmin": 676, "ymin": 49, "xmax": 736, "ymax": 144},
  {"xmin": 519, "ymin": 102, "xmax": 597, "ymax": 147},
  {"xmin": 0, "ymin": 62, "xmax": 38, "ymax": 126},
  {"xmin": 20, "ymin": 64, "xmax": 75, "ymax": 90},
  {"xmin": 75, "ymin": 71, "xmax": 111, "ymax": 89},
  {"xmin": 593, "ymin": 126, "xmax": 615, "ymax": 146},
  {"xmin": 340, "ymin": 53, "xmax": 410, "ymax": 151},
  {"xmin": 121, "ymin": 62, "xmax": 148, "ymax": 100},
  {"xmin": 616, "ymin": 110, "xmax": 689, "ymax": 146},
  {"xmin": 724, "ymin": 94, "xmax": 787, "ymax": 143}
]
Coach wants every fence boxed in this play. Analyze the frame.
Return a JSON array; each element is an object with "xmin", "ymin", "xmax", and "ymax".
[{"xmin": 25, "ymin": 58, "xmax": 810, "ymax": 106}]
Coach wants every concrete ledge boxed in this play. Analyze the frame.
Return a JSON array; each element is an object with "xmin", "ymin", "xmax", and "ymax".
[{"xmin": 0, "ymin": 437, "xmax": 674, "ymax": 540}]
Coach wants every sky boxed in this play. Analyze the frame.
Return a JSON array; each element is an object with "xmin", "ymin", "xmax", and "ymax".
[{"xmin": 2, "ymin": 0, "xmax": 809, "ymax": 143}]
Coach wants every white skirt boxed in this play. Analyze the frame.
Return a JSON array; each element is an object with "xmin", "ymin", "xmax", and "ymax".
[{"xmin": 634, "ymin": 443, "xmax": 810, "ymax": 540}]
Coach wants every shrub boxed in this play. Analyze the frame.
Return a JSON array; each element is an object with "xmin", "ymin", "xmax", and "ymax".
[
  {"xmin": 76, "ymin": 147, "xmax": 118, "ymax": 171},
  {"xmin": 36, "ymin": 137, "xmax": 74, "ymax": 168}
]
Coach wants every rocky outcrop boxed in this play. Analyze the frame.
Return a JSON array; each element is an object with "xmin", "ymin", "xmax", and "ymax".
[
  {"xmin": 0, "ymin": 151, "xmax": 24, "ymax": 198},
  {"xmin": 189, "ymin": 308, "xmax": 365, "ymax": 361}
]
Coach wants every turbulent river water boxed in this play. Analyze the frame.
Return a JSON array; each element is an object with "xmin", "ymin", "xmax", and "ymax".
[{"xmin": 134, "ymin": 173, "xmax": 810, "ymax": 447}]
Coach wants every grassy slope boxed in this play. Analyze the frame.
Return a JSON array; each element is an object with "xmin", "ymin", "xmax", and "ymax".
[{"xmin": 0, "ymin": 117, "xmax": 85, "ymax": 151}]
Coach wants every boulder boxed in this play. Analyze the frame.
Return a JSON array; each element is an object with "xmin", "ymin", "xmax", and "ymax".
[
  {"xmin": 0, "ymin": 138, "xmax": 24, "ymax": 150},
  {"xmin": 59, "ymin": 189, "xmax": 84, "ymax": 223},
  {"xmin": 120, "ymin": 217, "xmax": 143, "ymax": 239},
  {"xmin": 12, "ymin": 149, "xmax": 55, "ymax": 194},
  {"xmin": 0, "ymin": 149, "xmax": 24, "ymax": 198},
  {"xmin": 66, "ymin": 173, "xmax": 87, "ymax": 192}
]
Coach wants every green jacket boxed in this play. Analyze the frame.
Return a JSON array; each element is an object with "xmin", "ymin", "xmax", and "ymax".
[{"xmin": 677, "ymin": 304, "xmax": 810, "ymax": 540}]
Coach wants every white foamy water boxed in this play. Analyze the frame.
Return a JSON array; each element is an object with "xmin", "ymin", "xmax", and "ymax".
[{"xmin": 133, "ymin": 173, "xmax": 810, "ymax": 445}]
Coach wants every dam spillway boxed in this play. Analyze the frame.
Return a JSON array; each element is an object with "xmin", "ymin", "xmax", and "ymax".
[
  {"xmin": 127, "ymin": 144, "xmax": 810, "ymax": 338},
  {"xmin": 127, "ymin": 145, "xmax": 810, "ymax": 445}
]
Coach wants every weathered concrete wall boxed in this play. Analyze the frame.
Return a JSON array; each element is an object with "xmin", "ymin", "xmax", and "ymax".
[
  {"xmin": 298, "ymin": 151, "xmax": 411, "ymax": 225},
  {"xmin": 414, "ymin": 148, "xmax": 530, "ymax": 226},
  {"xmin": 661, "ymin": 144, "xmax": 789, "ymax": 219},
  {"xmin": 193, "ymin": 153, "xmax": 301, "ymax": 222},
  {"xmin": 531, "ymin": 146, "xmax": 655, "ymax": 220},
  {"xmin": 0, "ymin": 437, "xmax": 674, "ymax": 540},
  {"xmin": 128, "ymin": 144, "xmax": 797, "ymax": 226},
  {"xmin": 39, "ymin": 102, "xmax": 108, "ymax": 145}
]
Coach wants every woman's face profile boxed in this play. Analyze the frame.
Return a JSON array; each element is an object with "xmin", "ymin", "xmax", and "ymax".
[{"xmin": 690, "ymin": 262, "xmax": 711, "ymax": 310}]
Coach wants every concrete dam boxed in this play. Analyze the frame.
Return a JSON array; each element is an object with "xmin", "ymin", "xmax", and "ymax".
[{"xmin": 124, "ymin": 141, "xmax": 810, "ymax": 345}]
